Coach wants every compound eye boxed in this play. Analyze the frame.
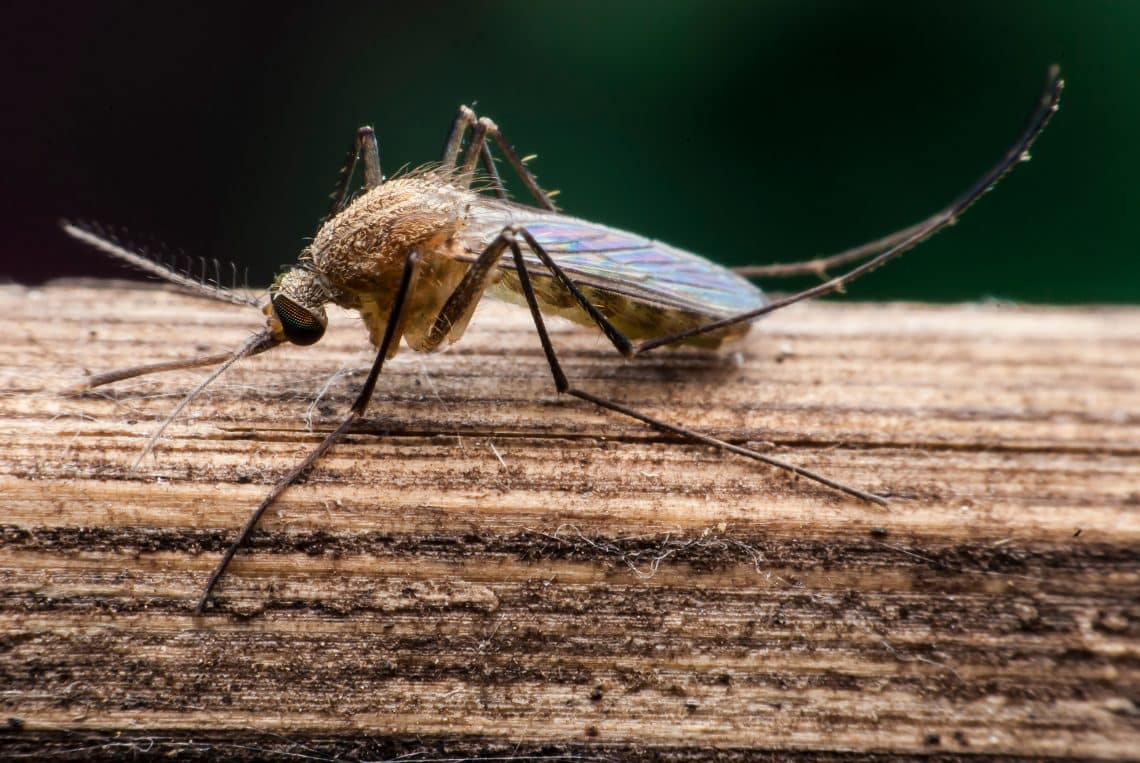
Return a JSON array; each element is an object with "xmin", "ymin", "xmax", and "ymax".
[{"xmin": 271, "ymin": 294, "xmax": 326, "ymax": 345}]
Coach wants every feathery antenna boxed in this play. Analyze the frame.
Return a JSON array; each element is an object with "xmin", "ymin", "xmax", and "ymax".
[{"xmin": 61, "ymin": 220, "xmax": 259, "ymax": 308}]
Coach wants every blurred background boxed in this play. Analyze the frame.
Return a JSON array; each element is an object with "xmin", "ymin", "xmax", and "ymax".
[{"xmin": 5, "ymin": 1, "xmax": 1138, "ymax": 302}]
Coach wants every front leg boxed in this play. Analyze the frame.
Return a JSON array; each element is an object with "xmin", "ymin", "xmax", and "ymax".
[{"xmin": 196, "ymin": 250, "xmax": 421, "ymax": 613}]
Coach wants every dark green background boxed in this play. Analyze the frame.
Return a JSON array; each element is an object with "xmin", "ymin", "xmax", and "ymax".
[{"xmin": 11, "ymin": 2, "xmax": 1139, "ymax": 303}]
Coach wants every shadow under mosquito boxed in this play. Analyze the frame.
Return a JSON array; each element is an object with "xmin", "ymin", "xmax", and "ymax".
[{"xmin": 291, "ymin": 357, "xmax": 760, "ymax": 460}]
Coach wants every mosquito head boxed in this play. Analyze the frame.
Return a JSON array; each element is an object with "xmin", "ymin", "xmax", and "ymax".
[{"xmin": 268, "ymin": 267, "xmax": 329, "ymax": 346}]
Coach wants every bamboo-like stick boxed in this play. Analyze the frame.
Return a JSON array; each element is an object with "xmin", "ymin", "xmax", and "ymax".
[{"xmin": 1, "ymin": 281, "xmax": 1136, "ymax": 760}]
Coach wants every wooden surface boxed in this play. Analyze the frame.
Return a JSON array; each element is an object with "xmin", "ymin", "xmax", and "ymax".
[{"xmin": 1, "ymin": 280, "xmax": 1137, "ymax": 760}]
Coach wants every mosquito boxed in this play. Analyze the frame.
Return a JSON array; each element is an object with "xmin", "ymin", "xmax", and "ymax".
[{"xmin": 62, "ymin": 67, "xmax": 1063, "ymax": 614}]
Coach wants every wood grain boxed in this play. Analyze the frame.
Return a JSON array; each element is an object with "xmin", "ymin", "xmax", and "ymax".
[{"xmin": 1, "ymin": 280, "xmax": 1137, "ymax": 760}]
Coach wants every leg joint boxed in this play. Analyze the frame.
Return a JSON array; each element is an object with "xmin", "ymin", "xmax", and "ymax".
[{"xmin": 477, "ymin": 116, "xmax": 499, "ymax": 135}]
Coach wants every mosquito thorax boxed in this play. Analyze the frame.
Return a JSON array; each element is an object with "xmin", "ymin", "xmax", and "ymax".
[
  {"xmin": 268, "ymin": 268, "xmax": 329, "ymax": 346},
  {"xmin": 309, "ymin": 175, "xmax": 472, "ymax": 290}
]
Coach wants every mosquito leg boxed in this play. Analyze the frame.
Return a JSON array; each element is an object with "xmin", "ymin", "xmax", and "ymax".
[
  {"xmin": 358, "ymin": 128, "xmax": 383, "ymax": 189},
  {"xmin": 493, "ymin": 66, "xmax": 1057, "ymax": 469},
  {"xmin": 420, "ymin": 222, "xmax": 632, "ymax": 363},
  {"xmin": 498, "ymin": 223, "xmax": 723, "ymax": 361},
  {"xmin": 733, "ymin": 218, "xmax": 929, "ymax": 280},
  {"xmin": 322, "ymin": 126, "xmax": 383, "ymax": 224},
  {"xmin": 440, "ymin": 105, "xmax": 476, "ymax": 170},
  {"xmin": 501, "ymin": 232, "xmax": 888, "ymax": 506},
  {"xmin": 421, "ymin": 235, "xmax": 514, "ymax": 352},
  {"xmin": 451, "ymin": 72, "xmax": 1061, "ymax": 361},
  {"xmin": 740, "ymin": 73, "xmax": 1066, "ymax": 281},
  {"xmin": 492, "ymin": 56, "xmax": 1054, "ymax": 362},
  {"xmin": 195, "ymin": 250, "xmax": 421, "ymax": 614},
  {"xmin": 635, "ymin": 67, "xmax": 1063, "ymax": 354},
  {"xmin": 511, "ymin": 226, "xmax": 636, "ymax": 358},
  {"xmin": 487, "ymin": 129, "xmax": 558, "ymax": 211},
  {"xmin": 440, "ymin": 105, "xmax": 557, "ymax": 211},
  {"xmin": 458, "ymin": 118, "xmax": 492, "ymax": 179},
  {"xmin": 479, "ymin": 141, "xmax": 508, "ymax": 200}
]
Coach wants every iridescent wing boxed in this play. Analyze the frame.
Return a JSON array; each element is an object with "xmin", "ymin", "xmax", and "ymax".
[{"xmin": 464, "ymin": 212, "xmax": 766, "ymax": 320}]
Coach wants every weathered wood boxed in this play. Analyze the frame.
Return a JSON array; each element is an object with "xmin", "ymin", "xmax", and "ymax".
[{"xmin": 1, "ymin": 280, "xmax": 1137, "ymax": 760}]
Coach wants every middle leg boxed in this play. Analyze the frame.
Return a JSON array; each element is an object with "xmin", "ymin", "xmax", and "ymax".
[{"xmin": 495, "ymin": 228, "xmax": 888, "ymax": 506}]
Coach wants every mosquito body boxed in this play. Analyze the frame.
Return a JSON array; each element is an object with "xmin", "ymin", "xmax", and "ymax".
[
  {"xmin": 63, "ymin": 68, "xmax": 1063, "ymax": 613},
  {"xmin": 277, "ymin": 171, "xmax": 766, "ymax": 355}
]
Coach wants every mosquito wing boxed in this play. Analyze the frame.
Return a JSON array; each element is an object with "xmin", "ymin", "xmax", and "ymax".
[{"xmin": 461, "ymin": 207, "xmax": 766, "ymax": 345}]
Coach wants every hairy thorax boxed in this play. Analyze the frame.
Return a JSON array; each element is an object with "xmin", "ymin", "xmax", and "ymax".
[{"xmin": 306, "ymin": 174, "xmax": 486, "ymax": 351}]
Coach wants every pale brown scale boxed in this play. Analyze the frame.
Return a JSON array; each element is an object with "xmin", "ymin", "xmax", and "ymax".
[{"xmin": 275, "ymin": 174, "xmax": 486, "ymax": 353}]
